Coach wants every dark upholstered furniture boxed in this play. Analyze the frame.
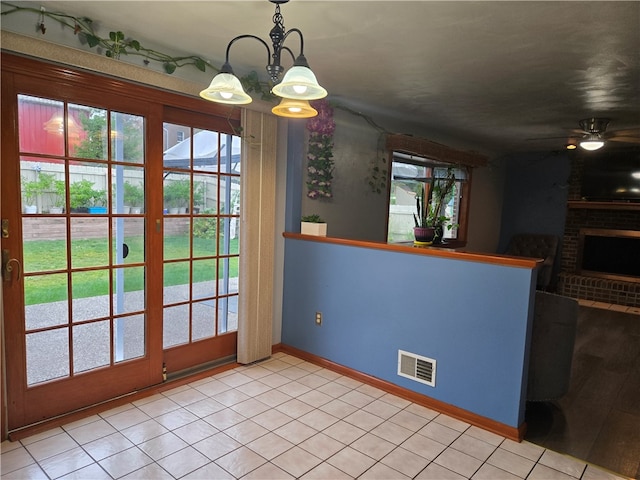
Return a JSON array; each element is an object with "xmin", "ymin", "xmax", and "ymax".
[
  {"xmin": 526, "ymin": 291, "xmax": 578, "ymax": 402},
  {"xmin": 506, "ymin": 234, "xmax": 559, "ymax": 290}
]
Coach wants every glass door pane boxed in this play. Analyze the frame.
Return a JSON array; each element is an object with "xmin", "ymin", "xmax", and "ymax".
[
  {"xmin": 162, "ymin": 123, "xmax": 240, "ymax": 353},
  {"xmin": 18, "ymin": 95, "xmax": 147, "ymax": 386},
  {"xmin": 2, "ymin": 58, "xmax": 243, "ymax": 430}
]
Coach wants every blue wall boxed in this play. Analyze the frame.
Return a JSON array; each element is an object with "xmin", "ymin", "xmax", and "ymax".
[{"xmin": 282, "ymin": 238, "xmax": 536, "ymax": 429}]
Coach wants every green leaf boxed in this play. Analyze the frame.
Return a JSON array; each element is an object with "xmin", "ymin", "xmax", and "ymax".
[
  {"xmin": 105, "ymin": 50, "xmax": 113, "ymax": 58},
  {"xmin": 130, "ymin": 40, "xmax": 141, "ymax": 51},
  {"xmin": 86, "ymin": 34, "xmax": 100, "ymax": 48},
  {"xmin": 164, "ymin": 63, "xmax": 176, "ymax": 74},
  {"xmin": 109, "ymin": 31, "xmax": 117, "ymax": 41},
  {"xmin": 194, "ymin": 58, "xmax": 206, "ymax": 72}
]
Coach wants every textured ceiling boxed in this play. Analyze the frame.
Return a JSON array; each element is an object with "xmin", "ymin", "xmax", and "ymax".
[{"xmin": 5, "ymin": 1, "xmax": 640, "ymax": 156}]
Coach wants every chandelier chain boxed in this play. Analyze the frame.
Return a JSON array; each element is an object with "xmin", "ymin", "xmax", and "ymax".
[{"xmin": 272, "ymin": 4, "xmax": 284, "ymax": 28}]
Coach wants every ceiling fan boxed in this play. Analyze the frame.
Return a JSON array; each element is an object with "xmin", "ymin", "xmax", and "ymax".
[{"xmin": 530, "ymin": 117, "xmax": 640, "ymax": 151}]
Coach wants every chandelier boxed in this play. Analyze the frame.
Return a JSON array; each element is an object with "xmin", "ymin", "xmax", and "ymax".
[{"xmin": 199, "ymin": 0, "xmax": 327, "ymax": 118}]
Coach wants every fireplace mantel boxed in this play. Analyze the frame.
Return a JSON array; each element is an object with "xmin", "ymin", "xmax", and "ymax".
[
  {"xmin": 568, "ymin": 201, "xmax": 640, "ymax": 211},
  {"xmin": 559, "ymin": 157, "xmax": 640, "ymax": 307}
]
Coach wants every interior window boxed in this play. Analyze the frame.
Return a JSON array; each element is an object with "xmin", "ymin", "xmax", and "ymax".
[{"xmin": 387, "ymin": 153, "xmax": 469, "ymax": 244}]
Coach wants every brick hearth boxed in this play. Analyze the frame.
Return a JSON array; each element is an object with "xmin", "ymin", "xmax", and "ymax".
[
  {"xmin": 558, "ymin": 273, "xmax": 640, "ymax": 307},
  {"xmin": 557, "ymin": 156, "xmax": 640, "ymax": 308}
]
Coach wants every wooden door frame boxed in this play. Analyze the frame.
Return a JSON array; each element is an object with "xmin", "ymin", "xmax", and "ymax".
[
  {"xmin": 1, "ymin": 53, "xmax": 240, "ymax": 434},
  {"xmin": 161, "ymin": 106, "xmax": 240, "ymax": 373}
]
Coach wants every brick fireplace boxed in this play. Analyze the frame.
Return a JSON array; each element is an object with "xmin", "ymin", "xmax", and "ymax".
[{"xmin": 557, "ymin": 156, "xmax": 640, "ymax": 307}]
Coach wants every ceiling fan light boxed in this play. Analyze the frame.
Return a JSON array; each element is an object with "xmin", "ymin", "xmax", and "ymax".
[
  {"xmin": 271, "ymin": 66, "xmax": 327, "ymax": 100},
  {"xmin": 579, "ymin": 117, "xmax": 610, "ymax": 134},
  {"xmin": 199, "ymin": 72, "xmax": 252, "ymax": 105},
  {"xmin": 580, "ymin": 139, "xmax": 605, "ymax": 151},
  {"xmin": 271, "ymin": 98, "xmax": 318, "ymax": 118},
  {"xmin": 565, "ymin": 143, "xmax": 577, "ymax": 150}
]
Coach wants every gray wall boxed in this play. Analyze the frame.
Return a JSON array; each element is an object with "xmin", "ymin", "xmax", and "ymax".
[
  {"xmin": 299, "ymin": 109, "xmax": 389, "ymax": 241},
  {"xmin": 298, "ymin": 108, "xmax": 508, "ymax": 250},
  {"xmin": 466, "ymin": 156, "xmax": 507, "ymax": 253},
  {"xmin": 498, "ymin": 151, "xmax": 571, "ymax": 252}
]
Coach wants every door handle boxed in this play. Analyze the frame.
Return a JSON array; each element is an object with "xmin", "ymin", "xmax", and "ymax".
[{"xmin": 2, "ymin": 250, "xmax": 21, "ymax": 282}]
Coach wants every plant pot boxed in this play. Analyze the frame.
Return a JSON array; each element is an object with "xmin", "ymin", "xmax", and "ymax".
[
  {"xmin": 48, "ymin": 206, "xmax": 63, "ymax": 214},
  {"xmin": 168, "ymin": 207, "xmax": 180, "ymax": 214},
  {"xmin": 88, "ymin": 206, "xmax": 107, "ymax": 214},
  {"xmin": 24, "ymin": 205, "xmax": 38, "ymax": 214},
  {"xmin": 301, "ymin": 222, "xmax": 327, "ymax": 236},
  {"xmin": 130, "ymin": 207, "xmax": 142, "ymax": 214},
  {"xmin": 414, "ymin": 226, "xmax": 435, "ymax": 243}
]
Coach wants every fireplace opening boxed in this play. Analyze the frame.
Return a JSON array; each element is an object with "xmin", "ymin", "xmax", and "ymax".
[{"xmin": 578, "ymin": 229, "xmax": 640, "ymax": 283}]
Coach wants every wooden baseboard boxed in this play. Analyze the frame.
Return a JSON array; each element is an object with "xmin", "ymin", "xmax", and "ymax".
[
  {"xmin": 7, "ymin": 361, "xmax": 238, "ymax": 442},
  {"xmin": 8, "ymin": 346, "xmax": 525, "ymax": 443},
  {"xmin": 273, "ymin": 343, "xmax": 526, "ymax": 442}
]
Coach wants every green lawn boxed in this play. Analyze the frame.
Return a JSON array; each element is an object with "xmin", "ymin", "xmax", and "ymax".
[{"xmin": 23, "ymin": 235, "xmax": 239, "ymax": 305}]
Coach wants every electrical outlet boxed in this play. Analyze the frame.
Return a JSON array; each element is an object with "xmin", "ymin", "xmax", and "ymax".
[{"xmin": 315, "ymin": 312, "xmax": 322, "ymax": 325}]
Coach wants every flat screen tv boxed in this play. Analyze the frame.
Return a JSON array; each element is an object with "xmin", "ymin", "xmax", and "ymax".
[{"xmin": 580, "ymin": 148, "xmax": 640, "ymax": 202}]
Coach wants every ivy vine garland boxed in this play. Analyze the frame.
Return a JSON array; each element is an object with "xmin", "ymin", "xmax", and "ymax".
[
  {"xmin": 0, "ymin": 2, "xmax": 273, "ymax": 99},
  {"xmin": 2, "ymin": 2, "xmax": 392, "ymax": 195},
  {"xmin": 306, "ymin": 100, "xmax": 335, "ymax": 199}
]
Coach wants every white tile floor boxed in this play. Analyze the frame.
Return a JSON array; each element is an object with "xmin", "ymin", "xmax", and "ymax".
[{"xmin": 0, "ymin": 353, "xmax": 630, "ymax": 479}]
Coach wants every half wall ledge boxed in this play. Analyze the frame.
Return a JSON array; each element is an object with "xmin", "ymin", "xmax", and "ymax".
[{"xmin": 283, "ymin": 232, "xmax": 541, "ymax": 270}]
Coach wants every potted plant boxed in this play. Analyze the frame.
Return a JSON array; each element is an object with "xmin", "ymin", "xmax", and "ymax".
[
  {"xmin": 49, "ymin": 179, "xmax": 66, "ymax": 213},
  {"xmin": 413, "ymin": 168, "xmax": 456, "ymax": 244},
  {"xmin": 69, "ymin": 179, "xmax": 93, "ymax": 212},
  {"xmin": 192, "ymin": 182, "xmax": 205, "ymax": 213},
  {"xmin": 301, "ymin": 214, "xmax": 327, "ymax": 236},
  {"xmin": 123, "ymin": 181, "xmax": 144, "ymax": 213},
  {"xmin": 164, "ymin": 178, "xmax": 190, "ymax": 214},
  {"xmin": 21, "ymin": 172, "xmax": 66, "ymax": 214},
  {"xmin": 89, "ymin": 188, "xmax": 108, "ymax": 214},
  {"xmin": 428, "ymin": 168, "xmax": 457, "ymax": 243},
  {"xmin": 413, "ymin": 188, "xmax": 435, "ymax": 244},
  {"xmin": 21, "ymin": 175, "xmax": 39, "ymax": 213},
  {"xmin": 69, "ymin": 179, "xmax": 106, "ymax": 213},
  {"xmin": 36, "ymin": 173, "xmax": 65, "ymax": 213}
]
